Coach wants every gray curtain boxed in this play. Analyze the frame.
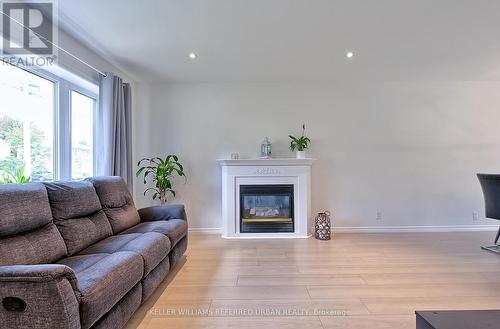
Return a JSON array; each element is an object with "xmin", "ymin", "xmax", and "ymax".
[{"xmin": 97, "ymin": 73, "xmax": 133, "ymax": 191}]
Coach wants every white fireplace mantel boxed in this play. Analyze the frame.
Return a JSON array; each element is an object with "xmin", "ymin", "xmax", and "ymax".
[
  {"xmin": 218, "ymin": 158, "xmax": 315, "ymax": 239},
  {"xmin": 218, "ymin": 158, "xmax": 316, "ymax": 166}
]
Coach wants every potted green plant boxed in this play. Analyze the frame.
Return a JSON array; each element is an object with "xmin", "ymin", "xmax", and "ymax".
[
  {"xmin": 136, "ymin": 155, "xmax": 186, "ymax": 205},
  {"xmin": 289, "ymin": 124, "xmax": 311, "ymax": 159}
]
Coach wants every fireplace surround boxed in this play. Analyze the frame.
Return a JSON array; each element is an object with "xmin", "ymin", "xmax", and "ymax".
[{"xmin": 218, "ymin": 158, "xmax": 314, "ymax": 238}]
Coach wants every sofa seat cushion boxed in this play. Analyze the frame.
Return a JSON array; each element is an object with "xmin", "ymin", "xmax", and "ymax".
[
  {"xmin": 58, "ymin": 253, "xmax": 109, "ymax": 273},
  {"xmin": 121, "ymin": 219, "xmax": 187, "ymax": 247},
  {"xmin": 59, "ymin": 252, "xmax": 143, "ymax": 329},
  {"xmin": 78, "ymin": 233, "xmax": 170, "ymax": 278}
]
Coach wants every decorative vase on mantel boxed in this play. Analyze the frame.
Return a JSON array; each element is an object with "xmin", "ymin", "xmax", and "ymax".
[{"xmin": 296, "ymin": 150, "xmax": 306, "ymax": 159}]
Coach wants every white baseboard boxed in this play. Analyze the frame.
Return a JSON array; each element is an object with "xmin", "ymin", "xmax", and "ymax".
[
  {"xmin": 188, "ymin": 225, "xmax": 498, "ymax": 235},
  {"xmin": 188, "ymin": 227, "xmax": 222, "ymax": 234},
  {"xmin": 333, "ymin": 225, "xmax": 499, "ymax": 233}
]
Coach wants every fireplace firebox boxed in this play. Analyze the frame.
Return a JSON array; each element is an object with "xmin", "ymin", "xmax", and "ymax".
[{"xmin": 240, "ymin": 185, "xmax": 294, "ymax": 233}]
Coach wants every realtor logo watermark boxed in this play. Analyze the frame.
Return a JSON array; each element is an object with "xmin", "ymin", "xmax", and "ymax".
[{"xmin": 1, "ymin": 0, "xmax": 57, "ymax": 66}]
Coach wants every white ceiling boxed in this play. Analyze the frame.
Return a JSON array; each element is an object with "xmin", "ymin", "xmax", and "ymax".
[{"xmin": 59, "ymin": 0, "xmax": 500, "ymax": 83}]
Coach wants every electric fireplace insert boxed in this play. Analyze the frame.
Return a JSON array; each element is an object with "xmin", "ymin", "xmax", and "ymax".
[{"xmin": 239, "ymin": 184, "xmax": 294, "ymax": 233}]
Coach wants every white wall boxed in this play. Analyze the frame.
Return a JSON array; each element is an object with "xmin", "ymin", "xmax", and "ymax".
[
  {"xmin": 56, "ymin": 29, "xmax": 134, "ymax": 85},
  {"xmin": 134, "ymin": 81, "xmax": 500, "ymax": 230}
]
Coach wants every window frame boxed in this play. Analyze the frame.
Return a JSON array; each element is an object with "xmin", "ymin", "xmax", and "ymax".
[{"xmin": 4, "ymin": 64, "xmax": 99, "ymax": 181}]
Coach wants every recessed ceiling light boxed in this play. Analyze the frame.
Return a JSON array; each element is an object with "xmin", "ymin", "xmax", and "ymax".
[
  {"xmin": 189, "ymin": 52, "xmax": 197, "ymax": 59},
  {"xmin": 346, "ymin": 51, "xmax": 354, "ymax": 59}
]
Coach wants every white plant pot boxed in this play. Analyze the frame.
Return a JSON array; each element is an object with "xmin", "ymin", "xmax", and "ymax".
[{"xmin": 296, "ymin": 150, "xmax": 306, "ymax": 159}]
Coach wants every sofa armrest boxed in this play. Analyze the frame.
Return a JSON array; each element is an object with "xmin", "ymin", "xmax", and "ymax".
[
  {"xmin": 0, "ymin": 264, "xmax": 78, "ymax": 288},
  {"xmin": 138, "ymin": 204, "xmax": 187, "ymax": 222},
  {"xmin": 0, "ymin": 264, "xmax": 81, "ymax": 329}
]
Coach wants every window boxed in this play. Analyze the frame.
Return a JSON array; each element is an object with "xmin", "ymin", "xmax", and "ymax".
[
  {"xmin": 71, "ymin": 91, "xmax": 95, "ymax": 179},
  {"xmin": 0, "ymin": 63, "xmax": 98, "ymax": 181},
  {"xmin": 0, "ymin": 64, "xmax": 55, "ymax": 181}
]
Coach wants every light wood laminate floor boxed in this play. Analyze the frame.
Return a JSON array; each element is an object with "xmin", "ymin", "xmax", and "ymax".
[{"xmin": 125, "ymin": 232, "xmax": 500, "ymax": 329}]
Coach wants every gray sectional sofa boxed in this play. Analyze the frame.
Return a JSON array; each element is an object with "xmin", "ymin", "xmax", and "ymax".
[{"xmin": 0, "ymin": 176, "xmax": 188, "ymax": 329}]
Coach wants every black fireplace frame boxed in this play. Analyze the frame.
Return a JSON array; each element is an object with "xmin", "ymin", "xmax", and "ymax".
[{"xmin": 239, "ymin": 184, "xmax": 294, "ymax": 233}]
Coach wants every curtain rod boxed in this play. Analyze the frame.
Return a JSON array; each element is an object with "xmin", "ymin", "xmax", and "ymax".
[{"xmin": 0, "ymin": 10, "xmax": 107, "ymax": 77}]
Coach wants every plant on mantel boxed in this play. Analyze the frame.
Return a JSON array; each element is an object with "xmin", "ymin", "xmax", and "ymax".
[
  {"xmin": 289, "ymin": 124, "xmax": 311, "ymax": 159},
  {"xmin": 136, "ymin": 155, "xmax": 186, "ymax": 205}
]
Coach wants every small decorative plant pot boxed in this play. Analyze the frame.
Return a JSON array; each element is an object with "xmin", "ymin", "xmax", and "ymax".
[{"xmin": 296, "ymin": 150, "xmax": 306, "ymax": 159}]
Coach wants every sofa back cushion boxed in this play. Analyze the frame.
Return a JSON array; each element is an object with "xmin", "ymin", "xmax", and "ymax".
[
  {"xmin": 87, "ymin": 176, "xmax": 140, "ymax": 234},
  {"xmin": 44, "ymin": 180, "xmax": 113, "ymax": 255},
  {"xmin": 0, "ymin": 183, "xmax": 67, "ymax": 265}
]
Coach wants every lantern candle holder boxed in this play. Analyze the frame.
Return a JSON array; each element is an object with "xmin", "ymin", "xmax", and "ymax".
[{"xmin": 260, "ymin": 137, "xmax": 272, "ymax": 159}]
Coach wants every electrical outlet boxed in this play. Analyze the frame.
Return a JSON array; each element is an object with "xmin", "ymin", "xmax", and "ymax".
[
  {"xmin": 376, "ymin": 211, "xmax": 382, "ymax": 220},
  {"xmin": 472, "ymin": 211, "xmax": 479, "ymax": 221}
]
